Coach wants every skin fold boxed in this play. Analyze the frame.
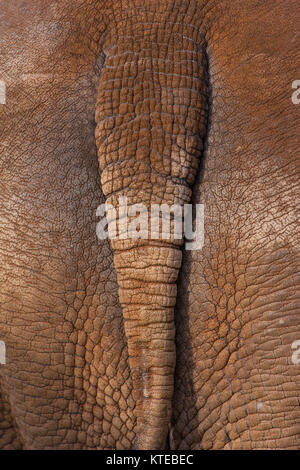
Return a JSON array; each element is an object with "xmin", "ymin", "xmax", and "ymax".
[
  {"xmin": 95, "ymin": 1, "xmax": 208, "ymax": 448},
  {"xmin": 0, "ymin": 0, "xmax": 299, "ymax": 450}
]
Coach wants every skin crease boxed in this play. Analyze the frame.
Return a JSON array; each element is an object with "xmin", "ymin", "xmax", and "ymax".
[{"xmin": 0, "ymin": 0, "xmax": 299, "ymax": 450}]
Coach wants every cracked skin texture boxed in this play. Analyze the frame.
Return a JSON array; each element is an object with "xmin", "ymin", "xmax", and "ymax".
[{"xmin": 0, "ymin": 0, "xmax": 299, "ymax": 450}]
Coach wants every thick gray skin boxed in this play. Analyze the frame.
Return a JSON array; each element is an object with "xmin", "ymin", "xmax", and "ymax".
[{"xmin": 0, "ymin": 0, "xmax": 299, "ymax": 449}]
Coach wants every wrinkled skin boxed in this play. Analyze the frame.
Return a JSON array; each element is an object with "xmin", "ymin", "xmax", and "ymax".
[{"xmin": 0, "ymin": 0, "xmax": 299, "ymax": 450}]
